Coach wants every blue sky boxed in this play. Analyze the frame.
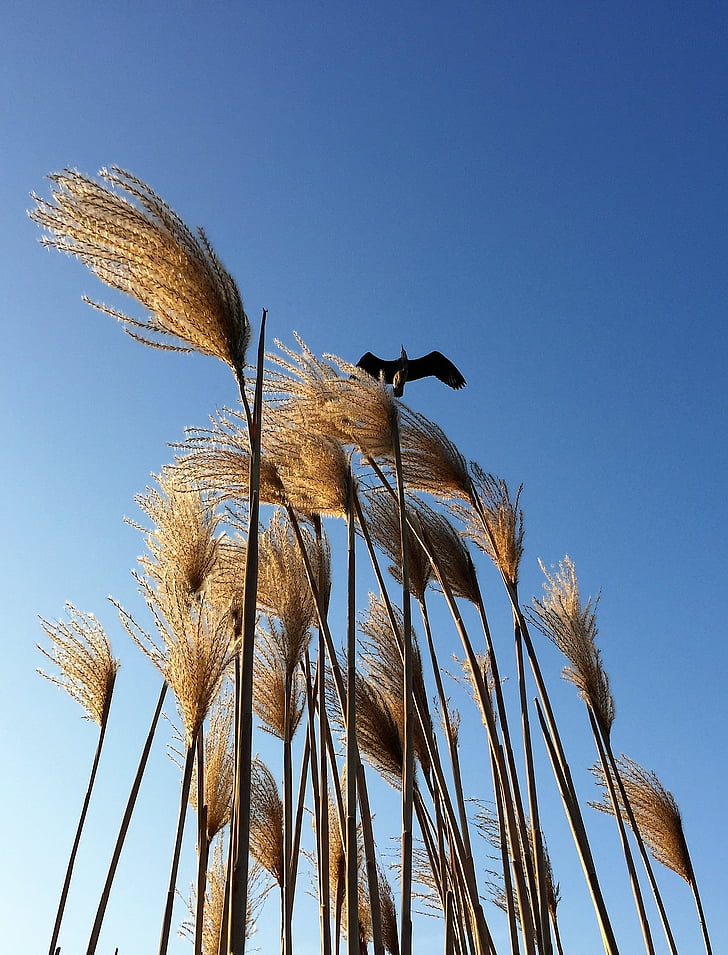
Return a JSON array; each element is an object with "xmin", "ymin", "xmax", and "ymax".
[{"xmin": 2, "ymin": 1, "xmax": 726, "ymax": 952}]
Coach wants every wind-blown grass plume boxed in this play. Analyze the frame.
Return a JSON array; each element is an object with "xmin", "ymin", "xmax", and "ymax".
[
  {"xmin": 529, "ymin": 556, "xmax": 614, "ymax": 737},
  {"xmin": 175, "ymin": 408, "xmax": 287, "ymax": 509},
  {"xmin": 38, "ymin": 605, "xmax": 119, "ymax": 955},
  {"xmin": 396, "ymin": 404, "xmax": 471, "ymax": 502},
  {"xmin": 266, "ymin": 334, "xmax": 398, "ymax": 459},
  {"xmin": 358, "ymin": 595, "xmax": 433, "ymax": 779},
  {"xmin": 133, "ymin": 467, "xmax": 222, "ymax": 601},
  {"xmin": 30, "ymin": 167, "xmax": 250, "ymax": 378},
  {"xmin": 249, "ymin": 759, "xmax": 285, "ymax": 885},
  {"xmin": 455, "ymin": 467, "xmax": 524, "ymax": 588},
  {"xmin": 124, "ymin": 590, "xmax": 236, "ymax": 741},
  {"xmin": 529, "ymin": 558, "xmax": 665, "ymax": 955},
  {"xmin": 190, "ymin": 689, "xmax": 235, "ymax": 843},
  {"xmin": 591, "ymin": 755, "xmax": 714, "ymax": 954},
  {"xmin": 38, "ymin": 604, "xmax": 119, "ymax": 726}
]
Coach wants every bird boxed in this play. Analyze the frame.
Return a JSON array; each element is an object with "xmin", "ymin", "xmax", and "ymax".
[{"xmin": 356, "ymin": 347, "xmax": 466, "ymax": 397}]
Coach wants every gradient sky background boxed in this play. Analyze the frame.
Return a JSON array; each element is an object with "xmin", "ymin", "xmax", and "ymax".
[{"xmin": 2, "ymin": 1, "xmax": 726, "ymax": 953}]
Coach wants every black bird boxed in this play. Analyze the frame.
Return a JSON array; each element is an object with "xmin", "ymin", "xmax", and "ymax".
[{"xmin": 356, "ymin": 347, "xmax": 466, "ymax": 397}]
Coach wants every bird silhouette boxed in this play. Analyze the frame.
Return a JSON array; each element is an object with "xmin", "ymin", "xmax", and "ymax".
[{"xmin": 356, "ymin": 347, "xmax": 466, "ymax": 397}]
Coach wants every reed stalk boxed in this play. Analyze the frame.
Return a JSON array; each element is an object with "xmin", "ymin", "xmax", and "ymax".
[
  {"xmin": 86, "ymin": 681, "xmax": 168, "ymax": 954},
  {"xmin": 159, "ymin": 733, "xmax": 198, "ymax": 955},
  {"xmin": 228, "ymin": 312, "xmax": 266, "ymax": 955}
]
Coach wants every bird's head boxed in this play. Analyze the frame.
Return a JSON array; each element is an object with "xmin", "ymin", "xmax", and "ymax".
[{"xmin": 393, "ymin": 346, "xmax": 409, "ymax": 397}]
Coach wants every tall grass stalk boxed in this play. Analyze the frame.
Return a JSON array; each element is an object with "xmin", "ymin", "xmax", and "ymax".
[
  {"xmin": 228, "ymin": 312, "xmax": 266, "ymax": 954},
  {"xmin": 86, "ymin": 681, "xmax": 168, "ymax": 954}
]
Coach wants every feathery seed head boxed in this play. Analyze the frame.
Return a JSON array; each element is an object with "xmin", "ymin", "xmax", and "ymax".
[
  {"xmin": 398, "ymin": 405, "xmax": 471, "ymax": 502},
  {"xmin": 590, "ymin": 755, "xmax": 692, "ymax": 882},
  {"xmin": 38, "ymin": 603, "xmax": 119, "ymax": 725},
  {"xmin": 135, "ymin": 467, "xmax": 221, "ymax": 600},
  {"xmin": 189, "ymin": 689, "xmax": 235, "ymax": 840},
  {"xmin": 529, "ymin": 556, "xmax": 615, "ymax": 734},
  {"xmin": 119, "ymin": 587, "xmax": 236, "ymax": 741},
  {"xmin": 267, "ymin": 335, "xmax": 398, "ymax": 458},
  {"xmin": 457, "ymin": 466, "xmax": 524, "ymax": 586},
  {"xmin": 30, "ymin": 167, "xmax": 250, "ymax": 375},
  {"xmin": 175, "ymin": 409, "xmax": 287, "ymax": 508},
  {"xmin": 249, "ymin": 758, "xmax": 284, "ymax": 885}
]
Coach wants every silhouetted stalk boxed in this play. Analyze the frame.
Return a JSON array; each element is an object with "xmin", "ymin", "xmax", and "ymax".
[
  {"xmin": 391, "ymin": 412, "xmax": 414, "ymax": 955},
  {"xmin": 470, "ymin": 573, "xmax": 541, "ymax": 951},
  {"xmin": 87, "ymin": 681, "xmax": 168, "ymax": 954},
  {"xmin": 533, "ymin": 698, "xmax": 617, "ymax": 955},
  {"xmin": 354, "ymin": 492, "xmax": 491, "ymax": 954},
  {"xmin": 356, "ymin": 761, "xmax": 385, "ymax": 955},
  {"xmin": 49, "ymin": 676, "xmax": 115, "ymax": 955},
  {"xmin": 513, "ymin": 608, "xmax": 551, "ymax": 955},
  {"xmin": 195, "ymin": 728, "xmax": 209, "ymax": 955},
  {"xmin": 303, "ymin": 648, "xmax": 331, "ymax": 955},
  {"xmin": 345, "ymin": 468, "xmax": 359, "ymax": 955},
  {"xmin": 685, "ymin": 854, "xmax": 713, "ymax": 955},
  {"xmin": 282, "ymin": 671, "xmax": 294, "ymax": 955},
  {"xmin": 587, "ymin": 707, "xmax": 655, "ymax": 955},
  {"xmin": 417, "ymin": 598, "xmax": 474, "ymax": 867},
  {"xmin": 413, "ymin": 525, "xmax": 535, "ymax": 955},
  {"xmin": 356, "ymin": 473, "xmax": 492, "ymax": 955},
  {"xmin": 159, "ymin": 732, "xmax": 198, "ymax": 955},
  {"xmin": 229, "ymin": 311, "xmax": 266, "ymax": 955}
]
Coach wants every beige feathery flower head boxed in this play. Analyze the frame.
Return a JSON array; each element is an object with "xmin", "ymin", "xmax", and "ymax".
[
  {"xmin": 175, "ymin": 408, "xmax": 287, "ymax": 508},
  {"xmin": 529, "ymin": 556, "xmax": 615, "ymax": 734},
  {"xmin": 30, "ymin": 167, "xmax": 250, "ymax": 375},
  {"xmin": 590, "ymin": 755, "xmax": 693, "ymax": 883},
  {"xmin": 189, "ymin": 688, "xmax": 235, "ymax": 841},
  {"xmin": 249, "ymin": 758, "xmax": 285, "ymax": 886},
  {"xmin": 358, "ymin": 595, "xmax": 432, "ymax": 776},
  {"xmin": 456, "ymin": 465, "xmax": 524, "ymax": 586},
  {"xmin": 398, "ymin": 404, "xmax": 471, "ymax": 502},
  {"xmin": 134, "ymin": 466, "xmax": 221, "ymax": 600},
  {"xmin": 267, "ymin": 334, "xmax": 398, "ymax": 459},
  {"xmin": 38, "ymin": 604, "xmax": 119, "ymax": 725},
  {"xmin": 118, "ymin": 586, "xmax": 235, "ymax": 742}
]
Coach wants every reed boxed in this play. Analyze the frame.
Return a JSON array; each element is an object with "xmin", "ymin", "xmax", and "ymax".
[
  {"xmin": 32, "ymin": 170, "xmax": 715, "ymax": 954},
  {"xmin": 37, "ymin": 606, "xmax": 118, "ymax": 955}
]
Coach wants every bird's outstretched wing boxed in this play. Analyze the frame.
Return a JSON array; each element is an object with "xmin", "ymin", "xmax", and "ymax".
[
  {"xmin": 407, "ymin": 351, "xmax": 466, "ymax": 389},
  {"xmin": 356, "ymin": 352, "xmax": 400, "ymax": 384}
]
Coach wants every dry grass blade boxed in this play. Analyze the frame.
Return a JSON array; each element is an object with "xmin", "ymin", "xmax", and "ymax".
[
  {"xmin": 30, "ymin": 167, "xmax": 250, "ymax": 373},
  {"xmin": 38, "ymin": 603, "xmax": 119, "ymax": 724},
  {"xmin": 529, "ymin": 556, "xmax": 614, "ymax": 735}
]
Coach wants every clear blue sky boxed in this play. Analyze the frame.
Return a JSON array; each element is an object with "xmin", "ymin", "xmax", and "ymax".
[{"xmin": 2, "ymin": 1, "xmax": 726, "ymax": 952}]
